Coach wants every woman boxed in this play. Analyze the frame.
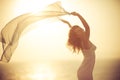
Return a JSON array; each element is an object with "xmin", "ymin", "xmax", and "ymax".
[{"xmin": 60, "ymin": 12, "xmax": 96, "ymax": 80}]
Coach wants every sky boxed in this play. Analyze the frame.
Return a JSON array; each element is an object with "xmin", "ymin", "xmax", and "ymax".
[{"xmin": 0, "ymin": 0, "xmax": 120, "ymax": 62}]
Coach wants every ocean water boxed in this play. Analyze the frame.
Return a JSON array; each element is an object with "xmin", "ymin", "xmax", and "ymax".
[{"xmin": 0, "ymin": 59, "xmax": 120, "ymax": 80}]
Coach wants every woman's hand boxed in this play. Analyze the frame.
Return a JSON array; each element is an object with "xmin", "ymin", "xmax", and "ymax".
[{"xmin": 70, "ymin": 12, "xmax": 79, "ymax": 16}]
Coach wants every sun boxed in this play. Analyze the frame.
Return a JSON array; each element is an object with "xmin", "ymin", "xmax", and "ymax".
[{"xmin": 14, "ymin": 0, "xmax": 59, "ymax": 15}]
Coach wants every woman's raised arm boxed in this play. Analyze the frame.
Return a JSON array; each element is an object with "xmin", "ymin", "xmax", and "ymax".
[
  {"xmin": 59, "ymin": 19, "xmax": 72, "ymax": 28},
  {"xmin": 71, "ymin": 12, "xmax": 90, "ymax": 39}
]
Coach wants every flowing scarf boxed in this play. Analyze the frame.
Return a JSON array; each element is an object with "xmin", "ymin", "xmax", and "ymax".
[{"xmin": 0, "ymin": 1, "xmax": 69, "ymax": 62}]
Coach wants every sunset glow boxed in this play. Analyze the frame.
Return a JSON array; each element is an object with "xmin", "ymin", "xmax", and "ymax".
[
  {"xmin": 0, "ymin": 0, "xmax": 120, "ymax": 62},
  {"xmin": 14, "ymin": 0, "xmax": 58, "ymax": 15},
  {"xmin": 27, "ymin": 64, "xmax": 56, "ymax": 80}
]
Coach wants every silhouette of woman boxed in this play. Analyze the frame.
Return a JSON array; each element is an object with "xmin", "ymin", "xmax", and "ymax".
[{"xmin": 60, "ymin": 12, "xmax": 96, "ymax": 80}]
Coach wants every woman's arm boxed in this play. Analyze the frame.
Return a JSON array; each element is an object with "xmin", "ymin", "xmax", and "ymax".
[
  {"xmin": 59, "ymin": 19, "xmax": 72, "ymax": 28},
  {"xmin": 71, "ymin": 12, "xmax": 90, "ymax": 39}
]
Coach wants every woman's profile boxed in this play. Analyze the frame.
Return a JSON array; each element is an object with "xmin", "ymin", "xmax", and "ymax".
[{"xmin": 60, "ymin": 12, "xmax": 96, "ymax": 80}]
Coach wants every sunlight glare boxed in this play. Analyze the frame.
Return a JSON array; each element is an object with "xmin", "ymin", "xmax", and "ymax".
[
  {"xmin": 27, "ymin": 64, "xmax": 56, "ymax": 80},
  {"xmin": 14, "ymin": 0, "xmax": 59, "ymax": 15}
]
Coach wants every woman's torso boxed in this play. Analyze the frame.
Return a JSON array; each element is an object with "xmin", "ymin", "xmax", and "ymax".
[{"xmin": 77, "ymin": 40, "xmax": 96, "ymax": 80}]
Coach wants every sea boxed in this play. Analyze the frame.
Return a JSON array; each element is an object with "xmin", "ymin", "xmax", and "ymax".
[{"xmin": 0, "ymin": 59, "xmax": 120, "ymax": 80}]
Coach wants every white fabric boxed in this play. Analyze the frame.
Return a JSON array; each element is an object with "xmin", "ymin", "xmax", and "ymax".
[{"xmin": 0, "ymin": 1, "xmax": 69, "ymax": 62}]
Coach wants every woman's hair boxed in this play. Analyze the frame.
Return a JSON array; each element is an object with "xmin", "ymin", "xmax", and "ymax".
[{"xmin": 67, "ymin": 25, "xmax": 83, "ymax": 53}]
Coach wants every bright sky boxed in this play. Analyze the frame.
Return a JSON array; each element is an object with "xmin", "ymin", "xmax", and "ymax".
[{"xmin": 0, "ymin": 0, "xmax": 120, "ymax": 62}]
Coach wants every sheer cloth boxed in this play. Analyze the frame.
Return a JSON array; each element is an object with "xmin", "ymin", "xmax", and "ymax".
[{"xmin": 0, "ymin": 1, "xmax": 69, "ymax": 62}]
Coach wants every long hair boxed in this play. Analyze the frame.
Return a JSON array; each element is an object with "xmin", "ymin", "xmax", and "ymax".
[{"xmin": 67, "ymin": 26, "xmax": 83, "ymax": 53}]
